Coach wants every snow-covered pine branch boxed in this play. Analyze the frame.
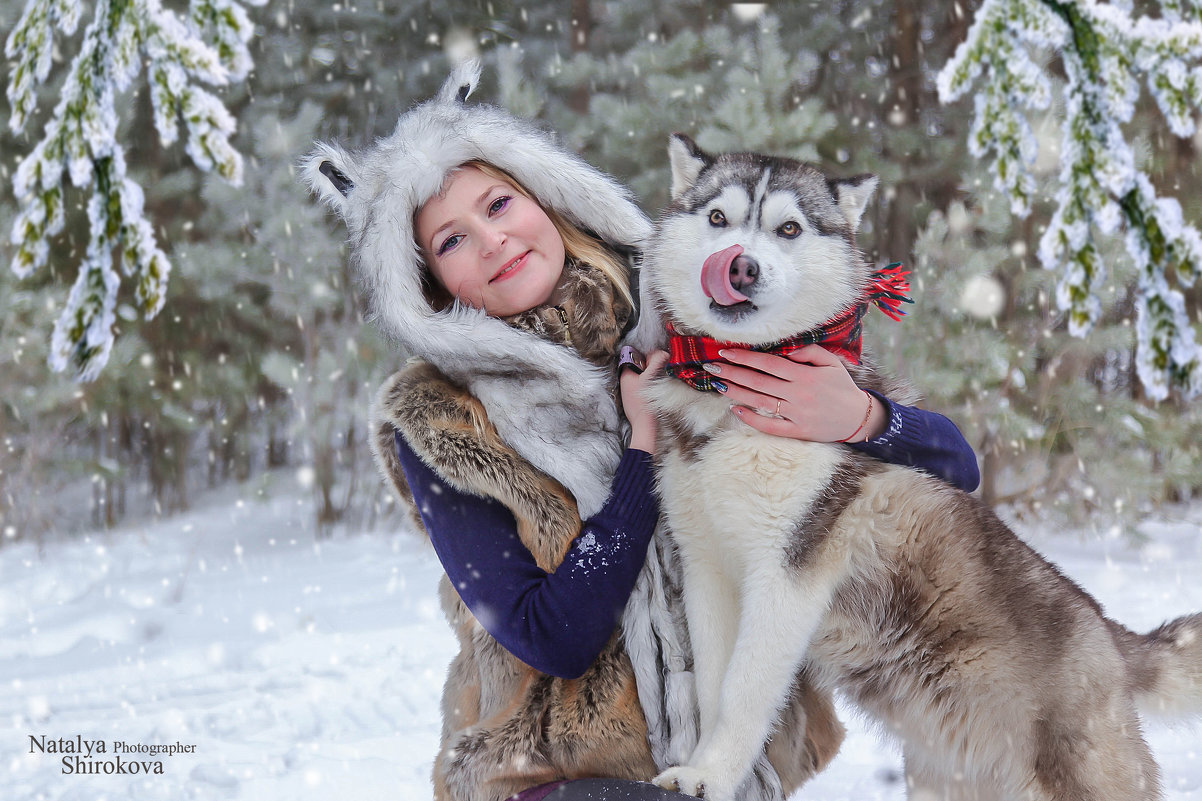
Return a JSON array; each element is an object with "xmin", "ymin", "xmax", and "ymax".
[
  {"xmin": 939, "ymin": 0, "xmax": 1202, "ymax": 401},
  {"xmin": 5, "ymin": 0, "xmax": 266, "ymax": 381}
]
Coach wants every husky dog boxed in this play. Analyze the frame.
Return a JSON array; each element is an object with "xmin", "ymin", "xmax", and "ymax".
[{"xmin": 636, "ymin": 134, "xmax": 1202, "ymax": 801}]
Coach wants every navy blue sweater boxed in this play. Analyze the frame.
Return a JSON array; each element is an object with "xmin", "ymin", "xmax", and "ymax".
[
  {"xmin": 397, "ymin": 395, "xmax": 978, "ymax": 679},
  {"xmin": 851, "ymin": 390, "xmax": 981, "ymax": 491}
]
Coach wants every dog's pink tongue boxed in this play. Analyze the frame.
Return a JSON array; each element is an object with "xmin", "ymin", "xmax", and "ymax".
[{"xmin": 701, "ymin": 244, "xmax": 749, "ymax": 306}]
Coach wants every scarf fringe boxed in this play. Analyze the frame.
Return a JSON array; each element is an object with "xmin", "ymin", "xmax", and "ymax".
[{"xmin": 867, "ymin": 262, "xmax": 913, "ymax": 321}]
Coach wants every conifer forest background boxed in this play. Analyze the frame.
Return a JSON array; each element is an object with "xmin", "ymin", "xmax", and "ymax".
[{"xmin": 3, "ymin": 0, "xmax": 1202, "ymax": 545}]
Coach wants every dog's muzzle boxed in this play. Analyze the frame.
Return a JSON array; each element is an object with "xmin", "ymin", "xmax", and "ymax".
[{"xmin": 702, "ymin": 244, "xmax": 759, "ymax": 306}]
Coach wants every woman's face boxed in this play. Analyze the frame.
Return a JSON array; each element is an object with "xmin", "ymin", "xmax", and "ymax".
[{"xmin": 416, "ymin": 166, "xmax": 566, "ymax": 317}]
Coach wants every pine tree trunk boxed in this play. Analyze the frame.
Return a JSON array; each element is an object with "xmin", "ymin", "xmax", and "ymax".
[
  {"xmin": 148, "ymin": 426, "xmax": 167, "ymax": 517},
  {"xmin": 174, "ymin": 431, "xmax": 190, "ymax": 512},
  {"xmin": 268, "ymin": 424, "xmax": 289, "ymax": 468},
  {"xmin": 979, "ymin": 433, "xmax": 1000, "ymax": 507},
  {"xmin": 883, "ymin": 0, "xmax": 927, "ymax": 262},
  {"xmin": 92, "ymin": 431, "xmax": 103, "ymax": 529},
  {"xmin": 104, "ymin": 417, "xmax": 117, "ymax": 528},
  {"xmin": 569, "ymin": 0, "xmax": 591, "ymax": 113},
  {"xmin": 208, "ymin": 427, "xmax": 220, "ymax": 488}
]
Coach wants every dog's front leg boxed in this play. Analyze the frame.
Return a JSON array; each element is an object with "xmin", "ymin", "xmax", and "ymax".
[
  {"xmin": 654, "ymin": 564, "xmax": 842, "ymax": 801},
  {"xmin": 674, "ymin": 544, "xmax": 740, "ymax": 737}
]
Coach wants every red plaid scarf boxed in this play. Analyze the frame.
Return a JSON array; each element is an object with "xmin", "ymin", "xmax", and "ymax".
[{"xmin": 666, "ymin": 263, "xmax": 912, "ymax": 392}]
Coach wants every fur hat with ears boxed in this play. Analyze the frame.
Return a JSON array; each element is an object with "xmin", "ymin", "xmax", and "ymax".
[{"xmin": 301, "ymin": 61, "xmax": 651, "ymax": 517}]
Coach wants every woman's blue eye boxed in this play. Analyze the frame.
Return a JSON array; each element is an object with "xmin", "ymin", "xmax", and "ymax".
[
  {"xmin": 436, "ymin": 233, "xmax": 463, "ymax": 256},
  {"xmin": 489, "ymin": 196, "xmax": 511, "ymax": 215}
]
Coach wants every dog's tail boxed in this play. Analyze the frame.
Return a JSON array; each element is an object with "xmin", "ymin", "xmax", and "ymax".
[{"xmin": 1111, "ymin": 613, "xmax": 1202, "ymax": 719}]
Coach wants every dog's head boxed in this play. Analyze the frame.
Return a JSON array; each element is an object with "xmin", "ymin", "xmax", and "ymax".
[{"xmin": 644, "ymin": 134, "xmax": 877, "ymax": 345}]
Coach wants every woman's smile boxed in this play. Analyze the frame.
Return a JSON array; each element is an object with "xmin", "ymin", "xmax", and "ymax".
[{"xmin": 490, "ymin": 251, "xmax": 531, "ymax": 283}]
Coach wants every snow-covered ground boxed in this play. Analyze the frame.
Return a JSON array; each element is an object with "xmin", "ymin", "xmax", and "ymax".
[{"xmin": 2, "ymin": 480, "xmax": 1199, "ymax": 801}]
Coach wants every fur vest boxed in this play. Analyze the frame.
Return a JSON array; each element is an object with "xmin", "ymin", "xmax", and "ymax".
[{"xmin": 372, "ymin": 262, "xmax": 654, "ymax": 801}]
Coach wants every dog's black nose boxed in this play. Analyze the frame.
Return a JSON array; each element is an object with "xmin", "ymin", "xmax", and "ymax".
[{"xmin": 730, "ymin": 254, "xmax": 759, "ymax": 291}]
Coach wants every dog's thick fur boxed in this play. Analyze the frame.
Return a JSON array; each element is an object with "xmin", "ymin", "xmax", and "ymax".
[{"xmin": 639, "ymin": 134, "xmax": 1202, "ymax": 801}]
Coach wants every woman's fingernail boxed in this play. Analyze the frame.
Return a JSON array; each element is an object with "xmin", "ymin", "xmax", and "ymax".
[
  {"xmin": 717, "ymin": 349, "xmax": 729, "ymax": 359},
  {"xmin": 702, "ymin": 363, "xmax": 721, "ymax": 374},
  {"xmin": 711, "ymin": 379, "xmax": 728, "ymax": 392},
  {"xmin": 731, "ymin": 405, "xmax": 744, "ymax": 416}
]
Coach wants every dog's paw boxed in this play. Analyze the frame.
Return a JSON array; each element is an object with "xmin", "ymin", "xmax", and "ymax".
[{"xmin": 654, "ymin": 766, "xmax": 714, "ymax": 799}]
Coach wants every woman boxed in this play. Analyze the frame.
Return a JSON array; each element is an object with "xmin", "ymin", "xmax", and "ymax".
[{"xmin": 304, "ymin": 62, "xmax": 978, "ymax": 801}]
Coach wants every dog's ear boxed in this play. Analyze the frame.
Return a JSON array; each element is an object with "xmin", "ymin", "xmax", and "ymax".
[
  {"xmin": 668, "ymin": 133, "xmax": 711, "ymax": 200},
  {"xmin": 830, "ymin": 174, "xmax": 878, "ymax": 231},
  {"xmin": 301, "ymin": 142, "xmax": 358, "ymax": 218}
]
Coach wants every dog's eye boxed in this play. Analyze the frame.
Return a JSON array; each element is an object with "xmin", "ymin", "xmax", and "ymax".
[
  {"xmin": 778, "ymin": 221, "xmax": 802, "ymax": 239},
  {"xmin": 709, "ymin": 209, "xmax": 727, "ymax": 227}
]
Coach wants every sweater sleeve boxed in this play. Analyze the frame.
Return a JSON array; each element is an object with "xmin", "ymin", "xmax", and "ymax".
[
  {"xmin": 395, "ymin": 431, "xmax": 659, "ymax": 679},
  {"xmin": 848, "ymin": 390, "xmax": 981, "ymax": 492}
]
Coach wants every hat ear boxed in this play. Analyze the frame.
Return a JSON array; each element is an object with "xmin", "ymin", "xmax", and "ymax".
[
  {"xmin": 437, "ymin": 58, "xmax": 482, "ymax": 105},
  {"xmin": 301, "ymin": 142, "xmax": 357, "ymax": 218},
  {"xmin": 829, "ymin": 174, "xmax": 878, "ymax": 231},
  {"xmin": 668, "ymin": 133, "xmax": 711, "ymax": 200}
]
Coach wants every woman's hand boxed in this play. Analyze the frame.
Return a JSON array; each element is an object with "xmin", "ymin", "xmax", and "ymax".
[
  {"xmin": 703, "ymin": 344, "xmax": 886, "ymax": 443},
  {"xmin": 619, "ymin": 349, "xmax": 669, "ymax": 454}
]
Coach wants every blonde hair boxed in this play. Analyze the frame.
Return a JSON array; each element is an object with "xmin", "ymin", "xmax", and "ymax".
[{"xmin": 451, "ymin": 160, "xmax": 635, "ymax": 309}]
